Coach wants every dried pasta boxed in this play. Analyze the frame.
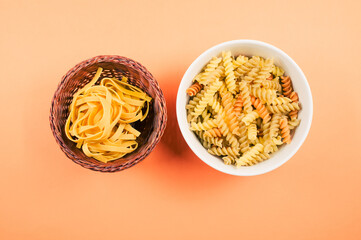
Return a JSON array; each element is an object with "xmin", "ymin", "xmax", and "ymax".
[
  {"xmin": 65, "ymin": 67, "xmax": 152, "ymax": 163},
  {"xmin": 186, "ymin": 52, "xmax": 301, "ymax": 167}
]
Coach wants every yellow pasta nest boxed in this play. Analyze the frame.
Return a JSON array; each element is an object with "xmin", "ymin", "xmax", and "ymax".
[
  {"xmin": 186, "ymin": 52, "xmax": 301, "ymax": 167},
  {"xmin": 65, "ymin": 67, "xmax": 152, "ymax": 163}
]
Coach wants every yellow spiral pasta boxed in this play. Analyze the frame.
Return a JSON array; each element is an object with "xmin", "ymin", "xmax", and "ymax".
[
  {"xmin": 242, "ymin": 111, "xmax": 259, "ymax": 126},
  {"xmin": 250, "ymin": 87, "xmax": 277, "ymax": 104},
  {"xmin": 192, "ymin": 80, "xmax": 222, "ymax": 117},
  {"xmin": 236, "ymin": 143, "xmax": 264, "ymax": 167},
  {"xmin": 65, "ymin": 67, "xmax": 152, "ymax": 163},
  {"xmin": 233, "ymin": 55, "xmax": 249, "ymax": 68},
  {"xmin": 253, "ymin": 58, "xmax": 273, "ymax": 87},
  {"xmin": 222, "ymin": 51, "xmax": 237, "ymax": 94},
  {"xmin": 272, "ymin": 65, "xmax": 285, "ymax": 77},
  {"xmin": 239, "ymin": 81, "xmax": 253, "ymax": 113},
  {"xmin": 266, "ymin": 102, "xmax": 300, "ymax": 114},
  {"xmin": 270, "ymin": 97, "xmax": 292, "ymax": 105},
  {"xmin": 196, "ymin": 131, "xmax": 223, "ymax": 147},
  {"xmin": 269, "ymin": 113, "xmax": 282, "ymax": 138},
  {"xmin": 190, "ymin": 119, "xmax": 218, "ymax": 131},
  {"xmin": 222, "ymin": 156, "xmax": 236, "ymax": 165},
  {"xmin": 288, "ymin": 118, "xmax": 301, "ymax": 130},
  {"xmin": 208, "ymin": 146, "xmax": 240, "ymax": 157},
  {"xmin": 199, "ymin": 65, "xmax": 224, "ymax": 85},
  {"xmin": 247, "ymin": 123, "xmax": 257, "ymax": 141},
  {"xmin": 220, "ymin": 90, "xmax": 240, "ymax": 135},
  {"xmin": 236, "ymin": 56, "xmax": 261, "ymax": 76},
  {"xmin": 261, "ymin": 80, "xmax": 281, "ymax": 90},
  {"xmin": 200, "ymin": 57, "xmax": 222, "ymax": 83}
]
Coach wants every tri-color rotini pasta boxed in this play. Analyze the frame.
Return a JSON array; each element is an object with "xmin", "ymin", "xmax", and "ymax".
[{"xmin": 186, "ymin": 51, "xmax": 301, "ymax": 167}]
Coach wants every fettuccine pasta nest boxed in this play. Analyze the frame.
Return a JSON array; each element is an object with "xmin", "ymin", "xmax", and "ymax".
[{"xmin": 65, "ymin": 67, "xmax": 152, "ymax": 163}]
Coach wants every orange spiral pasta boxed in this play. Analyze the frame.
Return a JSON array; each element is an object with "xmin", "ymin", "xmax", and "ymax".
[
  {"xmin": 233, "ymin": 94, "xmax": 243, "ymax": 116},
  {"xmin": 204, "ymin": 128, "xmax": 222, "ymax": 138},
  {"xmin": 186, "ymin": 82, "xmax": 203, "ymax": 96},
  {"xmin": 281, "ymin": 76, "xmax": 293, "ymax": 98},
  {"xmin": 251, "ymin": 96, "xmax": 271, "ymax": 123},
  {"xmin": 279, "ymin": 117, "xmax": 291, "ymax": 144},
  {"xmin": 289, "ymin": 91, "xmax": 299, "ymax": 120}
]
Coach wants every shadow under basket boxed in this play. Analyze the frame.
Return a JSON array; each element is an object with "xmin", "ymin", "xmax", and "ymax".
[{"xmin": 50, "ymin": 55, "xmax": 167, "ymax": 172}]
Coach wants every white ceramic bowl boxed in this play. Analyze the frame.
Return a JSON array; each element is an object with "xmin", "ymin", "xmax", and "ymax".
[{"xmin": 176, "ymin": 40, "xmax": 313, "ymax": 176}]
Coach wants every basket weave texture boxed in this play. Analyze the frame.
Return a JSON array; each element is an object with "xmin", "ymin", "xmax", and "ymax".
[{"xmin": 50, "ymin": 55, "xmax": 167, "ymax": 172}]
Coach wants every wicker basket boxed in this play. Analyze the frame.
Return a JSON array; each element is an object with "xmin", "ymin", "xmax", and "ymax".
[{"xmin": 50, "ymin": 55, "xmax": 167, "ymax": 172}]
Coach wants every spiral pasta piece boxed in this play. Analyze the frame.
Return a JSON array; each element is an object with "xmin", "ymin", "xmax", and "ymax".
[
  {"xmin": 199, "ymin": 65, "xmax": 224, "ymax": 85},
  {"xmin": 200, "ymin": 57, "xmax": 222, "ymax": 83},
  {"xmin": 270, "ymin": 97, "xmax": 292, "ymax": 105},
  {"xmin": 208, "ymin": 146, "xmax": 240, "ymax": 157},
  {"xmin": 186, "ymin": 82, "xmax": 203, "ymax": 96},
  {"xmin": 236, "ymin": 56, "xmax": 261, "ymax": 76},
  {"xmin": 233, "ymin": 55, "xmax": 249, "ymax": 68},
  {"xmin": 236, "ymin": 143, "xmax": 264, "ymax": 167},
  {"xmin": 186, "ymin": 89, "xmax": 206, "ymax": 110},
  {"xmin": 262, "ymin": 119, "xmax": 274, "ymax": 154},
  {"xmin": 239, "ymin": 81, "xmax": 253, "ymax": 113},
  {"xmin": 261, "ymin": 80, "xmax": 281, "ymax": 90},
  {"xmin": 196, "ymin": 131, "xmax": 223, "ymax": 147},
  {"xmin": 247, "ymin": 123, "xmax": 257, "ymax": 141},
  {"xmin": 220, "ymin": 91, "xmax": 240, "ymax": 135},
  {"xmin": 272, "ymin": 65, "xmax": 285, "ymax": 77},
  {"xmin": 192, "ymin": 80, "xmax": 222, "ymax": 117},
  {"xmin": 250, "ymin": 87, "xmax": 277, "ymax": 104},
  {"xmin": 204, "ymin": 128, "xmax": 222, "ymax": 138},
  {"xmin": 192, "ymin": 73, "xmax": 204, "ymax": 83},
  {"xmin": 269, "ymin": 113, "xmax": 282, "ymax": 138},
  {"xmin": 216, "ymin": 114, "xmax": 239, "ymax": 147},
  {"xmin": 238, "ymin": 120, "xmax": 250, "ymax": 153},
  {"xmin": 288, "ymin": 118, "xmax": 301, "ymax": 130},
  {"xmin": 281, "ymin": 76, "xmax": 293, "ymax": 98},
  {"xmin": 279, "ymin": 117, "xmax": 291, "ymax": 144},
  {"xmin": 190, "ymin": 119, "xmax": 218, "ymax": 131},
  {"xmin": 289, "ymin": 91, "xmax": 299, "ymax": 120},
  {"xmin": 222, "ymin": 156, "xmax": 236, "ymax": 165},
  {"xmin": 242, "ymin": 111, "xmax": 259, "ymax": 126},
  {"xmin": 251, "ymin": 96, "xmax": 271, "ymax": 123},
  {"xmin": 253, "ymin": 58, "xmax": 273, "ymax": 87},
  {"xmin": 244, "ymin": 67, "xmax": 260, "ymax": 83},
  {"xmin": 222, "ymin": 51, "xmax": 237, "ymax": 94},
  {"xmin": 233, "ymin": 94, "xmax": 243, "ymax": 117},
  {"xmin": 266, "ymin": 102, "xmax": 300, "ymax": 114}
]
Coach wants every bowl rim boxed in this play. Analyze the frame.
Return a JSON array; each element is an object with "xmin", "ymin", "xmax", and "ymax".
[
  {"xmin": 176, "ymin": 39, "xmax": 313, "ymax": 176},
  {"xmin": 50, "ymin": 55, "xmax": 167, "ymax": 172}
]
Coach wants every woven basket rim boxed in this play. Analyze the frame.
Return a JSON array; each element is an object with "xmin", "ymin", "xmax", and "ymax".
[{"xmin": 50, "ymin": 55, "xmax": 167, "ymax": 172}]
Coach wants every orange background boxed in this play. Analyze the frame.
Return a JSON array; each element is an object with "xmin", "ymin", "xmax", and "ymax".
[{"xmin": 1, "ymin": 0, "xmax": 360, "ymax": 239}]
